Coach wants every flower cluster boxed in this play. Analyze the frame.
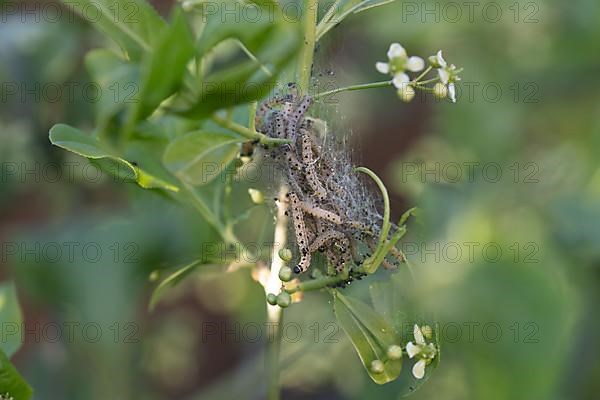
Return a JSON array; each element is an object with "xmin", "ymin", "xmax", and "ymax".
[
  {"xmin": 375, "ymin": 43, "xmax": 463, "ymax": 103},
  {"xmin": 407, "ymin": 324, "xmax": 438, "ymax": 379}
]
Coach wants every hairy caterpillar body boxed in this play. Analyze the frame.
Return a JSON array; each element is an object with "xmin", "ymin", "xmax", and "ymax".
[
  {"xmin": 301, "ymin": 202, "xmax": 343, "ymax": 225},
  {"xmin": 300, "ymin": 131, "xmax": 328, "ymax": 200},
  {"xmin": 309, "ymin": 229, "xmax": 346, "ymax": 253},
  {"xmin": 288, "ymin": 192, "xmax": 311, "ymax": 273}
]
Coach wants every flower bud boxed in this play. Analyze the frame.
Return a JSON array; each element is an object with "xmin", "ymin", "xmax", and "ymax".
[
  {"xmin": 276, "ymin": 292, "xmax": 291, "ymax": 308},
  {"xmin": 428, "ymin": 55, "xmax": 442, "ymax": 68},
  {"xmin": 248, "ymin": 188, "xmax": 264, "ymax": 205},
  {"xmin": 433, "ymin": 83, "xmax": 448, "ymax": 99},
  {"xmin": 421, "ymin": 325, "xmax": 433, "ymax": 340},
  {"xmin": 370, "ymin": 359, "xmax": 385, "ymax": 374},
  {"xmin": 278, "ymin": 248, "xmax": 293, "ymax": 262},
  {"xmin": 278, "ymin": 266, "xmax": 293, "ymax": 282},
  {"xmin": 266, "ymin": 293, "xmax": 278, "ymax": 305},
  {"xmin": 148, "ymin": 270, "xmax": 160, "ymax": 282},
  {"xmin": 182, "ymin": 1, "xmax": 195, "ymax": 11},
  {"xmin": 397, "ymin": 85, "xmax": 415, "ymax": 103},
  {"xmin": 387, "ymin": 344, "xmax": 403, "ymax": 360}
]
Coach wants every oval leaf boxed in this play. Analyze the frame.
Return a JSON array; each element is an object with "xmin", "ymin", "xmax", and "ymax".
[
  {"xmin": 334, "ymin": 292, "xmax": 402, "ymax": 384},
  {"xmin": 163, "ymin": 130, "xmax": 243, "ymax": 185},
  {"xmin": 180, "ymin": 18, "xmax": 301, "ymax": 118},
  {"xmin": 0, "ymin": 349, "xmax": 33, "ymax": 400},
  {"xmin": 128, "ymin": 9, "xmax": 195, "ymax": 124},
  {"xmin": 85, "ymin": 49, "xmax": 140, "ymax": 130},
  {"xmin": 64, "ymin": 0, "xmax": 166, "ymax": 61},
  {"xmin": 369, "ymin": 272, "xmax": 441, "ymax": 395},
  {"xmin": 49, "ymin": 124, "xmax": 178, "ymax": 191},
  {"xmin": 148, "ymin": 259, "xmax": 203, "ymax": 311},
  {"xmin": 0, "ymin": 282, "xmax": 23, "ymax": 358}
]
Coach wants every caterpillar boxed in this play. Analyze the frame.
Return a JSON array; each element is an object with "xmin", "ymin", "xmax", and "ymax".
[
  {"xmin": 300, "ymin": 201, "xmax": 343, "ymax": 225},
  {"xmin": 309, "ymin": 229, "xmax": 346, "ymax": 253},
  {"xmin": 285, "ymin": 96, "xmax": 312, "ymax": 140},
  {"xmin": 300, "ymin": 130, "xmax": 327, "ymax": 200},
  {"xmin": 288, "ymin": 192, "xmax": 311, "ymax": 273}
]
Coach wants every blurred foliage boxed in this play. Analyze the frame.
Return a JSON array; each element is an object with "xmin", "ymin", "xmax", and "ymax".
[{"xmin": 1, "ymin": 0, "xmax": 599, "ymax": 399}]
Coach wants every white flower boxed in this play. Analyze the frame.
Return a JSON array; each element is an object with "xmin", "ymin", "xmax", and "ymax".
[
  {"xmin": 432, "ymin": 50, "xmax": 461, "ymax": 103},
  {"xmin": 375, "ymin": 43, "xmax": 425, "ymax": 90},
  {"xmin": 412, "ymin": 359, "xmax": 427, "ymax": 379},
  {"xmin": 406, "ymin": 324, "xmax": 437, "ymax": 380},
  {"xmin": 447, "ymin": 83, "xmax": 457, "ymax": 103}
]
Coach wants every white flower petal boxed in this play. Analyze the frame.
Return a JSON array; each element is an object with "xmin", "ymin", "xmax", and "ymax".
[
  {"xmin": 406, "ymin": 56, "xmax": 425, "ymax": 72},
  {"xmin": 448, "ymin": 83, "xmax": 456, "ymax": 103},
  {"xmin": 392, "ymin": 73, "xmax": 410, "ymax": 89},
  {"xmin": 387, "ymin": 43, "xmax": 407, "ymax": 60},
  {"xmin": 412, "ymin": 359, "xmax": 427, "ymax": 379},
  {"xmin": 406, "ymin": 342, "xmax": 420, "ymax": 358},
  {"xmin": 438, "ymin": 69, "xmax": 450, "ymax": 84},
  {"xmin": 375, "ymin": 62, "xmax": 390, "ymax": 74},
  {"xmin": 413, "ymin": 324, "xmax": 425, "ymax": 345},
  {"xmin": 436, "ymin": 50, "xmax": 447, "ymax": 67}
]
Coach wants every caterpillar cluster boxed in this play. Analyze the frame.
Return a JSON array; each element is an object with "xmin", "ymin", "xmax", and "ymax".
[{"xmin": 256, "ymin": 83, "xmax": 403, "ymax": 277}]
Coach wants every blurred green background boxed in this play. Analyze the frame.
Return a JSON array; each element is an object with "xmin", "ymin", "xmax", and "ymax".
[{"xmin": 1, "ymin": 0, "xmax": 599, "ymax": 399}]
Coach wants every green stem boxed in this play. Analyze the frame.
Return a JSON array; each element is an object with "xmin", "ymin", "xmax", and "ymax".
[
  {"xmin": 322, "ymin": 0, "xmax": 342, "ymax": 23},
  {"xmin": 313, "ymin": 80, "xmax": 393, "ymax": 99},
  {"xmin": 265, "ymin": 3, "xmax": 319, "ymax": 398},
  {"xmin": 413, "ymin": 66, "xmax": 432, "ymax": 83},
  {"xmin": 298, "ymin": 0, "xmax": 318, "ymax": 92},
  {"xmin": 416, "ymin": 77, "xmax": 441, "ymax": 86},
  {"xmin": 211, "ymin": 114, "xmax": 290, "ymax": 146},
  {"xmin": 285, "ymin": 265, "xmax": 367, "ymax": 294},
  {"xmin": 266, "ymin": 313, "xmax": 284, "ymax": 400},
  {"xmin": 180, "ymin": 180, "xmax": 239, "ymax": 246},
  {"xmin": 237, "ymin": 39, "xmax": 273, "ymax": 77},
  {"xmin": 265, "ymin": 187, "xmax": 289, "ymax": 400},
  {"xmin": 316, "ymin": 0, "xmax": 342, "ymax": 38},
  {"xmin": 249, "ymin": 101, "xmax": 258, "ymax": 132},
  {"xmin": 355, "ymin": 167, "xmax": 391, "ymax": 274}
]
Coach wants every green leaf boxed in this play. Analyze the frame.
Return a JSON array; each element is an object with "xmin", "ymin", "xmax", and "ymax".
[
  {"xmin": 148, "ymin": 259, "xmax": 203, "ymax": 311},
  {"xmin": 334, "ymin": 292, "xmax": 402, "ymax": 384},
  {"xmin": 0, "ymin": 282, "xmax": 23, "ymax": 358},
  {"xmin": 63, "ymin": 0, "xmax": 166, "ymax": 60},
  {"xmin": 179, "ymin": 6, "xmax": 301, "ymax": 117},
  {"xmin": 0, "ymin": 349, "xmax": 33, "ymax": 400},
  {"xmin": 49, "ymin": 124, "xmax": 179, "ymax": 191},
  {"xmin": 129, "ymin": 9, "xmax": 195, "ymax": 124},
  {"xmin": 316, "ymin": 0, "xmax": 399, "ymax": 40},
  {"xmin": 195, "ymin": 1, "xmax": 273, "ymax": 56},
  {"xmin": 163, "ymin": 130, "xmax": 244, "ymax": 185},
  {"xmin": 369, "ymin": 280, "xmax": 405, "ymax": 333},
  {"xmin": 351, "ymin": 0, "xmax": 398, "ymax": 13},
  {"xmin": 85, "ymin": 49, "xmax": 140, "ymax": 131},
  {"xmin": 369, "ymin": 272, "xmax": 441, "ymax": 396}
]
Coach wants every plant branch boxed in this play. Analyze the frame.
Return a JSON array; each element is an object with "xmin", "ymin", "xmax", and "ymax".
[
  {"xmin": 211, "ymin": 114, "xmax": 290, "ymax": 146},
  {"xmin": 313, "ymin": 80, "xmax": 393, "ymax": 99},
  {"xmin": 298, "ymin": 0, "xmax": 318, "ymax": 92},
  {"xmin": 413, "ymin": 66, "xmax": 432, "ymax": 83},
  {"xmin": 179, "ymin": 179, "xmax": 239, "ymax": 245},
  {"xmin": 265, "ymin": 186, "xmax": 289, "ymax": 400},
  {"xmin": 355, "ymin": 167, "xmax": 391, "ymax": 274}
]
